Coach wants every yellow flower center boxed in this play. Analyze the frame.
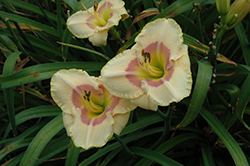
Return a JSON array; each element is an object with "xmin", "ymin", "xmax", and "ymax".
[
  {"xmin": 82, "ymin": 90, "xmax": 103, "ymax": 115},
  {"xmin": 138, "ymin": 49, "xmax": 164, "ymax": 78}
]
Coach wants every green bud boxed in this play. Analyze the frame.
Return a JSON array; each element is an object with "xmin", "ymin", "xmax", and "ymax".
[
  {"xmin": 226, "ymin": 13, "xmax": 238, "ymax": 27},
  {"xmin": 226, "ymin": 0, "xmax": 250, "ymax": 29},
  {"xmin": 215, "ymin": 0, "xmax": 230, "ymax": 15}
]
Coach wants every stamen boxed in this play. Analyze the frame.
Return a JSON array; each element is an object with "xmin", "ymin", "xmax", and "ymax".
[
  {"xmin": 81, "ymin": 89, "xmax": 103, "ymax": 114},
  {"xmin": 83, "ymin": 90, "xmax": 91, "ymax": 101},
  {"xmin": 93, "ymin": 2, "xmax": 107, "ymax": 26},
  {"xmin": 141, "ymin": 49, "xmax": 151, "ymax": 63},
  {"xmin": 81, "ymin": 2, "xmax": 94, "ymax": 17},
  {"xmin": 81, "ymin": 1, "xmax": 107, "ymax": 26},
  {"xmin": 94, "ymin": 1, "xmax": 99, "ymax": 11},
  {"xmin": 138, "ymin": 49, "xmax": 163, "ymax": 78}
]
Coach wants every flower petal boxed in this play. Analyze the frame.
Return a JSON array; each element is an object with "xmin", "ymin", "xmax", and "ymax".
[
  {"xmin": 135, "ymin": 18, "xmax": 185, "ymax": 61},
  {"xmin": 88, "ymin": 30, "xmax": 108, "ymax": 46},
  {"xmin": 112, "ymin": 112, "xmax": 130, "ymax": 134},
  {"xmin": 67, "ymin": 11, "xmax": 96, "ymax": 38},
  {"xmin": 50, "ymin": 69, "xmax": 99, "ymax": 114},
  {"xmin": 131, "ymin": 93, "xmax": 158, "ymax": 111},
  {"xmin": 108, "ymin": 95, "xmax": 137, "ymax": 115},
  {"xmin": 141, "ymin": 44, "xmax": 192, "ymax": 106},
  {"xmin": 62, "ymin": 112, "xmax": 74, "ymax": 136},
  {"xmin": 101, "ymin": 47, "xmax": 145, "ymax": 99},
  {"xmin": 100, "ymin": 0, "xmax": 129, "ymax": 21},
  {"xmin": 67, "ymin": 108, "xmax": 115, "ymax": 149}
]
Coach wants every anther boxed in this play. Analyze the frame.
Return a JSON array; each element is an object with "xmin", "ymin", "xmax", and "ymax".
[
  {"xmin": 83, "ymin": 90, "xmax": 91, "ymax": 101},
  {"xmin": 94, "ymin": 1, "xmax": 99, "ymax": 11},
  {"xmin": 141, "ymin": 49, "xmax": 151, "ymax": 63}
]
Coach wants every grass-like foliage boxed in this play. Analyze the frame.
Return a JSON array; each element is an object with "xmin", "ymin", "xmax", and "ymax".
[{"xmin": 0, "ymin": 0, "xmax": 250, "ymax": 165}]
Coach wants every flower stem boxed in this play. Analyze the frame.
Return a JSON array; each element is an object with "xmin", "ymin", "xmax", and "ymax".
[
  {"xmin": 151, "ymin": 107, "xmax": 172, "ymax": 149},
  {"xmin": 109, "ymin": 27, "xmax": 123, "ymax": 44},
  {"xmin": 113, "ymin": 133, "xmax": 135, "ymax": 158},
  {"xmin": 208, "ymin": 26, "xmax": 226, "ymax": 67},
  {"xmin": 156, "ymin": 108, "xmax": 168, "ymax": 121},
  {"xmin": 57, "ymin": 42, "xmax": 110, "ymax": 61}
]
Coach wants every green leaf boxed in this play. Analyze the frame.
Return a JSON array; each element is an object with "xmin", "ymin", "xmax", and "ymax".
[
  {"xmin": 200, "ymin": 108, "xmax": 249, "ymax": 166},
  {"xmin": 37, "ymin": 136, "xmax": 70, "ymax": 165},
  {"xmin": 62, "ymin": 28, "xmax": 73, "ymax": 60},
  {"xmin": 3, "ymin": 105, "xmax": 61, "ymax": 138},
  {"xmin": 201, "ymin": 145, "xmax": 216, "ymax": 166},
  {"xmin": 79, "ymin": 127, "xmax": 164, "ymax": 165},
  {"xmin": 136, "ymin": 133, "xmax": 202, "ymax": 165},
  {"xmin": 4, "ymin": 152, "xmax": 24, "ymax": 166},
  {"xmin": 0, "ymin": 11, "xmax": 58, "ymax": 36},
  {"xmin": 215, "ymin": 84, "xmax": 240, "ymax": 107},
  {"xmin": 0, "ymin": 61, "xmax": 105, "ymax": 88},
  {"xmin": 151, "ymin": 0, "xmax": 213, "ymax": 21},
  {"xmin": 57, "ymin": 0, "xmax": 63, "ymax": 40},
  {"xmin": 99, "ymin": 147, "xmax": 123, "ymax": 166},
  {"xmin": 120, "ymin": 113, "xmax": 162, "ymax": 136},
  {"xmin": 2, "ymin": 51, "xmax": 22, "ymax": 136},
  {"xmin": 65, "ymin": 140, "xmax": 81, "ymax": 166},
  {"xmin": 131, "ymin": 147, "xmax": 183, "ymax": 166},
  {"xmin": 0, "ymin": 34, "xmax": 18, "ymax": 53},
  {"xmin": 0, "ymin": 138, "xmax": 32, "ymax": 162},
  {"xmin": 235, "ymin": 23, "xmax": 250, "ymax": 66},
  {"xmin": 3, "ymin": 0, "xmax": 65, "ymax": 25},
  {"xmin": 19, "ymin": 114, "xmax": 64, "ymax": 166},
  {"xmin": 63, "ymin": 0, "xmax": 78, "ymax": 10},
  {"xmin": 175, "ymin": 15, "xmax": 199, "ymax": 39},
  {"xmin": 183, "ymin": 33, "xmax": 209, "ymax": 56},
  {"xmin": 177, "ymin": 59, "xmax": 212, "ymax": 128},
  {"xmin": 236, "ymin": 74, "xmax": 250, "ymax": 130}
]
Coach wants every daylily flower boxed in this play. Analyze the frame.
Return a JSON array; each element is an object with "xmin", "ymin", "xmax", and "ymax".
[
  {"xmin": 51, "ymin": 69, "xmax": 136, "ymax": 149},
  {"xmin": 101, "ymin": 18, "xmax": 192, "ymax": 111},
  {"xmin": 67, "ymin": 0, "xmax": 128, "ymax": 46}
]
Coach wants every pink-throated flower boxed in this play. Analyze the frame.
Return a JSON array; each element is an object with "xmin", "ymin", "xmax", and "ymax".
[
  {"xmin": 51, "ymin": 69, "xmax": 136, "ymax": 149},
  {"xmin": 67, "ymin": 0, "xmax": 128, "ymax": 46},
  {"xmin": 101, "ymin": 18, "xmax": 192, "ymax": 111}
]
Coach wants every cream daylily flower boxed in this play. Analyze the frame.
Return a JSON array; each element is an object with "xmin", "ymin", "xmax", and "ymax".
[
  {"xmin": 101, "ymin": 18, "xmax": 192, "ymax": 111},
  {"xmin": 51, "ymin": 69, "xmax": 136, "ymax": 149},
  {"xmin": 67, "ymin": 0, "xmax": 128, "ymax": 46}
]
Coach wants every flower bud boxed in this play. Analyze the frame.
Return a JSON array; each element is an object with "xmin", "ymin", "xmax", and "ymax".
[
  {"xmin": 226, "ymin": 0, "xmax": 250, "ymax": 29},
  {"xmin": 215, "ymin": 0, "xmax": 230, "ymax": 15}
]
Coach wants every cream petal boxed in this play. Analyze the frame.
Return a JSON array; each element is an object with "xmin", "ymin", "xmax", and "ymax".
[
  {"xmin": 101, "ymin": 47, "xmax": 145, "ymax": 99},
  {"xmin": 120, "ymin": 7, "xmax": 129, "ymax": 21},
  {"xmin": 135, "ymin": 18, "xmax": 185, "ymax": 61},
  {"xmin": 112, "ymin": 112, "xmax": 130, "ymax": 134},
  {"xmin": 96, "ymin": 0, "xmax": 124, "ymax": 29},
  {"xmin": 102, "ymin": 6, "xmax": 121, "ymax": 29},
  {"xmin": 67, "ymin": 10, "xmax": 96, "ymax": 38},
  {"xmin": 69, "ymin": 108, "xmax": 115, "ymax": 149},
  {"xmin": 62, "ymin": 112, "xmax": 74, "ymax": 136},
  {"xmin": 141, "ymin": 45, "xmax": 192, "ymax": 106},
  {"xmin": 88, "ymin": 30, "xmax": 108, "ymax": 46},
  {"xmin": 50, "ymin": 69, "xmax": 100, "ymax": 114},
  {"xmin": 131, "ymin": 93, "xmax": 158, "ymax": 111},
  {"xmin": 101, "ymin": 0, "xmax": 129, "ymax": 20},
  {"xmin": 111, "ymin": 97, "xmax": 137, "ymax": 115}
]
